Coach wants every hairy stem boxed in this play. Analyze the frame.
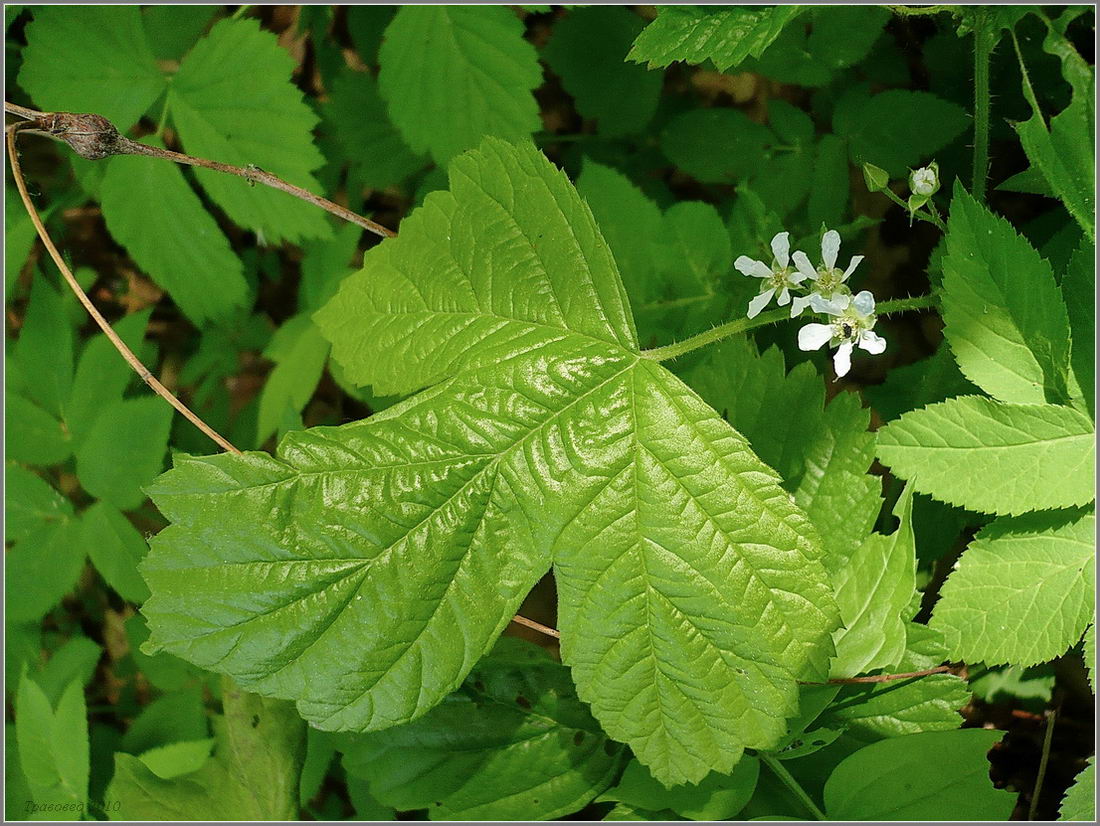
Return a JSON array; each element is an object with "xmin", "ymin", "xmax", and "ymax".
[
  {"xmin": 761, "ymin": 754, "xmax": 826, "ymax": 820},
  {"xmin": 880, "ymin": 186, "xmax": 947, "ymax": 231},
  {"xmin": 971, "ymin": 11, "xmax": 995, "ymax": 204},
  {"xmin": 641, "ymin": 294, "xmax": 939, "ymax": 363}
]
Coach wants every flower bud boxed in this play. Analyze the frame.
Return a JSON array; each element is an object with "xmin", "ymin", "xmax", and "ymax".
[
  {"xmin": 909, "ymin": 162, "xmax": 940, "ymax": 197},
  {"xmin": 862, "ymin": 163, "xmax": 889, "ymax": 192}
]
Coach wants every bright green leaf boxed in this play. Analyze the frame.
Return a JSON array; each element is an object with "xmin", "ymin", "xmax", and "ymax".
[
  {"xmin": 1063, "ymin": 239, "xmax": 1095, "ymax": 417},
  {"xmin": 19, "ymin": 6, "xmax": 164, "ymax": 131},
  {"xmin": 824, "ymin": 729, "xmax": 1012, "ymax": 820},
  {"xmin": 82, "ymin": 502, "xmax": 152, "ymax": 603},
  {"xmin": 256, "ymin": 315, "xmax": 331, "ymax": 447},
  {"xmin": 299, "ymin": 221, "xmax": 361, "ymax": 313},
  {"xmin": 863, "ymin": 342, "xmax": 977, "ymax": 423},
  {"xmin": 876, "ymin": 396, "xmax": 1095, "ymax": 515},
  {"xmin": 119, "ymin": 689, "xmax": 209, "ymax": 756},
  {"xmin": 146, "ymin": 139, "xmax": 837, "ymax": 787},
  {"xmin": 930, "ymin": 511, "xmax": 1095, "ymax": 667},
  {"xmin": 99, "ymin": 146, "xmax": 248, "ymax": 325},
  {"xmin": 170, "ymin": 19, "xmax": 330, "ymax": 244},
  {"xmin": 108, "ymin": 679, "xmax": 305, "ymax": 820},
  {"xmin": 67, "ymin": 310, "xmax": 154, "ymax": 450},
  {"xmin": 14, "ymin": 277, "xmax": 73, "ymax": 420},
  {"xmin": 1060, "ymin": 758, "xmax": 1095, "ymax": 821},
  {"xmin": 378, "ymin": 6, "xmax": 542, "ymax": 164},
  {"xmin": 600, "ymin": 756, "xmax": 759, "ymax": 820},
  {"xmin": 544, "ymin": 7, "xmax": 661, "ymax": 137},
  {"xmin": 1084, "ymin": 622, "xmax": 1095, "ymax": 693},
  {"xmin": 138, "ymin": 739, "xmax": 216, "ymax": 780},
  {"xmin": 341, "ymin": 638, "xmax": 623, "ymax": 820},
  {"xmin": 7, "ymin": 518, "xmax": 85, "ymax": 624},
  {"xmin": 5, "ymin": 463, "xmax": 72, "ymax": 544},
  {"xmin": 16, "ymin": 676, "xmax": 89, "ymax": 815},
  {"xmin": 830, "ymin": 486, "xmax": 915, "ymax": 678},
  {"xmin": 627, "ymin": 6, "xmax": 804, "ymax": 72},
  {"xmin": 142, "ymin": 5, "xmax": 215, "ymax": 62},
  {"xmin": 795, "ymin": 392, "xmax": 881, "ymax": 574},
  {"xmin": 941, "ymin": 183, "xmax": 1073, "ymax": 404},
  {"xmin": 6, "ymin": 185, "xmax": 37, "ymax": 299},
  {"xmin": 6, "ymin": 392, "xmax": 71, "ymax": 467},
  {"xmin": 37, "ymin": 636, "xmax": 102, "ymax": 707},
  {"xmin": 76, "ymin": 396, "xmax": 173, "ymax": 511}
]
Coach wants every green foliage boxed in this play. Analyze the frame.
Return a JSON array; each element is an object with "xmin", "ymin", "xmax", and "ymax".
[
  {"xmin": 378, "ymin": 7, "xmax": 542, "ymax": 164},
  {"xmin": 599, "ymin": 756, "xmax": 759, "ymax": 820},
  {"xmin": 169, "ymin": 19, "xmax": 330, "ymax": 244},
  {"xmin": 876, "ymin": 396, "xmax": 1095, "ymax": 515},
  {"xmin": 107, "ymin": 679, "xmax": 305, "ymax": 820},
  {"xmin": 544, "ymin": 7, "xmax": 662, "ymax": 138},
  {"xmin": 19, "ymin": 6, "xmax": 164, "ymax": 130},
  {"xmin": 930, "ymin": 511, "xmax": 1095, "ymax": 667},
  {"xmin": 1060, "ymin": 758, "xmax": 1095, "ymax": 821},
  {"xmin": 627, "ymin": 6, "xmax": 804, "ymax": 72},
  {"xmin": 340, "ymin": 638, "xmax": 623, "ymax": 820},
  {"xmin": 16, "ymin": 676, "xmax": 90, "ymax": 817},
  {"xmin": 833, "ymin": 89, "xmax": 969, "ymax": 177},
  {"xmin": 144, "ymin": 139, "xmax": 838, "ymax": 787},
  {"xmin": 823, "ymin": 729, "xmax": 1014, "ymax": 820},
  {"xmin": 5, "ymin": 6, "xmax": 1094, "ymax": 821},
  {"xmin": 941, "ymin": 184, "xmax": 1073, "ymax": 405}
]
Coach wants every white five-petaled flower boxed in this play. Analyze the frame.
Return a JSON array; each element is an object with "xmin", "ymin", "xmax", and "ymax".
[
  {"xmin": 735, "ymin": 232, "xmax": 809, "ymax": 319},
  {"xmin": 797, "ymin": 290, "xmax": 886, "ymax": 378},
  {"xmin": 789, "ymin": 229, "xmax": 864, "ymax": 318}
]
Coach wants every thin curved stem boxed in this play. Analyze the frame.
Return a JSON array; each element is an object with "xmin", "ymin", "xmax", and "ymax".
[
  {"xmin": 6, "ymin": 122, "xmax": 241, "ymax": 454},
  {"xmin": 760, "ymin": 754, "xmax": 826, "ymax": 820},
  {"xmin": 1029, "ymin": 706, "xmax": 1057, "ymax": 820},
  {"xmin": 640, "ymin": 294, "xmax": 939, "ymax": 363}
]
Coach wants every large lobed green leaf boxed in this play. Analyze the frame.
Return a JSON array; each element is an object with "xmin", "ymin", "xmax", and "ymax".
[
  {"xmin": 143, "ymin": 138, "xmax": 838, "ymax": 787},
  {"xmin": 876, "ymin": 396, "xmax": 1094, "ymax": 515},
  {"xmin": 941, "ymin": 184, "xmax": 1073, "ymax": 405},
  {"xmin": 930, "ymin": 510, "xmax": 1095, "ymax": 667}
]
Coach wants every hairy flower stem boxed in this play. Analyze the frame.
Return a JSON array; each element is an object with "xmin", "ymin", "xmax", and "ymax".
[
  {"xmin": 641, "ymin": 295, "xmax": 938, "ymax": 363},
  {"xmin": 760, "ymin": 754, "xmax": 826, "ymax": 820},
  {"xmin": 971, "ymin": 11, "xmax": 995, "ymax": 205}
]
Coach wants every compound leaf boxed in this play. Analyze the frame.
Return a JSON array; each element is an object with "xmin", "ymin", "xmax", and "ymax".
[
  {"xmin": 82, "ymin": 502, "xmax": 151, "ymax": 604},
  {"xmin": 19, "ymin": 6, "xmax": 164, "ymax": 131},
  {"xmin": 255, "ymin": 315, "xmax": 331, "ymax": 448},
  {"xmin": 876, "ymin": 396, "xmax": 1095, "ymax": 515},
  {"xmin": 930, "ymin": 511, "xmax": 1095, "ymax": 667},
  {"xmin": 100, "ymin": 145, "xmax": 248, "ymax": 325},
  {"xmin": 627, "ymin": 6, "xmax": 804, "ymax": 72},
  {"xmin": 378, "ymin": 7, "xmax": 542, "ymax": 164},
  {"xmin": 16, "ymin": 676, "xmax": 89, "ymax": 814},
  {"xmin": 941, "ymin": 184, "xmax": 1073, "ymax": 405},
  {"xmin": 170, "ymin": 19, "xmax": 330, "ymax": 244},
  {"xmin": 144, "ymin": 139, "xmax": 837, "ymax": 787}
]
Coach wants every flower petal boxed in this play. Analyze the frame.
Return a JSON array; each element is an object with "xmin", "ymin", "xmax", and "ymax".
[
  {"xmin": 810, "ymin": 293, "xmax": 850, "ymax": 316},
  {"xmin": 858, "ymin": 330, "xmax": 887, "ymax": 354},
  {"xmin": 852, "ymin": 290, "xmax": 876, "ymax": 316},
  {"xmin": 790, "ymin": 295, "xmax": 813, "ymax": 318},
  {"xmin": 822, "ymin": 230, "xmax": 841, "ymax": 270},
  {"xmin": 735, "ymin": 256, "xmax": 774, "ymax": 278},
  {"xmin": 747, "ymin": 288, "xmax": 775, "ymax": 318},
  {"xmin": 842, "ymin": 255, "xmax": 864, "ymax": 281},
  {"xmin": 770, "ymin": 231, "xmax": 791, "ymax": 268},
  {"xmin": 833, "ymin": 341, "xmax": 854, "ymax": 377},
  {"xmin": 792, "ymin": 250, "xmax": 818, "ymax": 282},
  {"xmin": 776, "ymin": 287, "xmax": 791, "ymax": 306},
  {"xmin": 798, "ymin": 323, "xmax": 833, "ymax": 351}
]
